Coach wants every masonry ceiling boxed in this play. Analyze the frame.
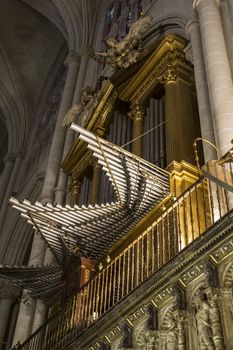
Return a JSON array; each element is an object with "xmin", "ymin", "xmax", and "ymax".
[{"xmin": 0, "ymin": 0, "xmax": 66, "ymax": 150}]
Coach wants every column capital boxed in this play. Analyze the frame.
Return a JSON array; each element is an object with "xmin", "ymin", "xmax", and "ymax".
[
  {"xmin": 38, "ymin": 194, "xmax": 52, "ymax": 204},
  {"xmin": 193, "ymin": 0, "xmax": 220, "ymax": 9},
  {"xmin": 53, "ymin": 186, "xmax": 67, "ymax": 196},
  {"xmin": 65, "ymin": 51, "xmax": 81, "ymax": 66},
  {"xmin": 129, "ymin": 102, "xmax": 145, "ymax": 121},
  {"xmin": 186, "ymin": 17, "xmax": 199, "ymax": 34},
  {"xmin": 158, "ymin": 65, "xmax": 177, "ymax": 85}
]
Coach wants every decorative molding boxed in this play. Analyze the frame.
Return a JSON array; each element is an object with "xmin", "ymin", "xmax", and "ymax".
[
  {"xmin": 127, "ymin": 308, "xmax": 146, "ymax": 326},
  {"xmin": 158, "ymin": 65, "xmax": 177, "ymax": 85},
  {"xmin": 128, "ymin": 103, "xmax": 145, "ymax": 121},
  {"xmin": 211, "ymin": 238, "xmax": 233, "ymax": 263},
  {"xmin": 152, "ymin": 287, "xmax": 173, "ymax": 306},
  {"xmin": 105, "ymin": 325, "xmax": 122, "ymax": 343},
  {"xmin": 179, "ymin": 263, "xmax": 204, "ymax": 286},
  {"xmin": 70, "ymin": 177, "xmax": 81, "ymax": 194}
]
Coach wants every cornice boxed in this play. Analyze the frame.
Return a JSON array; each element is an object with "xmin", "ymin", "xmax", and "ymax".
[{"xmin": 118, "ymin": 34, "xmax": 191, "ymax": 104}]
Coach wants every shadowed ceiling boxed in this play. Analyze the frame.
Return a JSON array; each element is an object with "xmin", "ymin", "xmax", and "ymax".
[{"xmin": 0, "ymin": 0, "xmax": 66, "ymax": 154}]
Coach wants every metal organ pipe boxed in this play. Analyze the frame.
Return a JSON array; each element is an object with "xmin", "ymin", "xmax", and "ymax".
[
  {"xmin": 159, "ymin": 100, "xmax": 166, "ymax": 168},
  {"xmin": 151, "ymin": 100, "xmax": 155, "ymax": 164},
  {"xmin": 99, "ymin": 111, "xmax": 133, "ymax": 203},
  {"xmin": 155, "ymin": 99, "xmax": 160, "ymax": 165},
  {"xmin": 143, "ymin": 106, "xmax": 149, "ymax": 161},
  {"xmin": 142, "ymin": 98, "xmax": 166, "ymax": 167},
  {"xmin": 78, "ymin": 176, "xmax": 91, "ymax": 206}
]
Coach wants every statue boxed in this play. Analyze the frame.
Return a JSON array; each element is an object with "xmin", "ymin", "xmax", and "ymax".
[
  {"xmin": 91, "ymin": 16, "xmax": 153, "ymax": 69},
  {"xmin": 164, "ymin": 313, "xmax": 178, "ymax": 350},
  {"xmin": 136, "ymin": 328, "xmax": 159, "ymax": 350},
  {"xmin": 62, "ymin": 86, "xmax": 102, "ymax": 127},
  {"xmin": 193, "ymin": 289, "xmax": 215, "ymax": 350},
  {"xmin": 208, "ymin": 290, "xmax": 224, "ymax": 350}
]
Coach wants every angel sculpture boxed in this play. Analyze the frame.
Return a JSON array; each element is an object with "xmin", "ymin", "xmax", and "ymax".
[
  {"xmin": 91, "ymin": 15, "xmax": 153, "ymax": 69},
  {"xmin": 62, "ymin": 86, "xmax": 102, "ymax": 127}
]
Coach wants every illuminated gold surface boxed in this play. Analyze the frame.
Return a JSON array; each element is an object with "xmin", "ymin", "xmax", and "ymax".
[{"xmin": 62, "ymin": 34, "xmax": 193, "ymax": 177}]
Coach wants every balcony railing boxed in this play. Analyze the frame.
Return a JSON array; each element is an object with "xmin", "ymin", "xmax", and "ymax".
[{"xmin": 12, "ymin": 170, "xmax": 232, "ymax": 350}]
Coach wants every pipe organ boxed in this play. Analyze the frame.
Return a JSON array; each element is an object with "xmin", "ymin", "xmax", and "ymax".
[
  {"xmin": 142, "ymin": 98, "xmax": 166, "ymax": 168},
  {"xmin": 79, "ymin": 97, "xmax": 167, "ymax": 206},
  {"xmin": 78, "ymin": 173, "xmax": 92, "ymax": 206},
  {"xmin": 99, "ymin": 111, "xmax": 133, "ymax": 204},
  {"xmin": 63, "ymin": 34, "xmax": 202, "ymax": 218}
]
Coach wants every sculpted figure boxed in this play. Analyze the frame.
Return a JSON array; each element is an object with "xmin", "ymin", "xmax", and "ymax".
[
  {"xmin": 165, "ymin": 314, "xmax": 178, "ymax": 350},
  {"xmin": 193, "ymin": 290, "xmax": 215, "ymax": 350},
  {"xmin": 136, "ymin": 328, "xmax": 158, "ymax": 350},
  {"xmin": 62, "ymin": 86, "xmax": 102, "ymax": 127},
  {"xmin": 91, "ymin": 16, "xmax": 152, "ymax": 69}
]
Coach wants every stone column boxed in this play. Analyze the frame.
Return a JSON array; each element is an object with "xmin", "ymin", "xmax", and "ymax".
[
  {"xmin": 131, "ymin": 103, "xmax": 145, "ymax": 157},
  {"xmin": 12, "ymin": 235, "xmax": 46, "ymax": 345},
  {"xmin": 220, "ymin": 0, "xmax": 233, "ymax": 76},
  {"xmin": 40, "ymin": 51, "xmax": 80, "ymax": 204},
  {"xmin": 193, "ymin": 0, "xmax": 233, "ymax": 156},
  {"xmin": 186, "ymin": 17, "xmax": 217, "ymax": 162},
  {"xmin": 12, "ymin": 291, "xmax": 35, "ymax": 347},
  {"xmin": 0, "ymin": 154, "xmax": 14, "ymax": 207},
  {"xmin": 0, "ymin": 297, "xmax": 13, "ymax": 350},
  {"xmin": 0, "ymin": 281, "xmax": 19, "ymax": 348},
  {"xmin": 31, "ymin": 246, "xmax": 54, "ymax": 332},
  {"xmin": 0, "ymin": 153, "xmax": 23, "ymax": 232},
  {"xmin": 54, "ymin": 50, "xmax": 89, "ymax": 205}
]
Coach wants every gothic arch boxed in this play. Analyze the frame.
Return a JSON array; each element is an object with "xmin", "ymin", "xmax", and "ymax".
[
  {"xmin": 0, "ymin": 175, "xmax": 44, "ymax": 265},
  {"xmin": 0, "ymin": 39, "xmax": 29, "ymax": 153},
  {"xmin": 221, "ymin": 261, "xmax": 233, "ymax": 288},
  {"xmin": 0, "ymin": 81, "xmax": 22, "ymax": 154}
]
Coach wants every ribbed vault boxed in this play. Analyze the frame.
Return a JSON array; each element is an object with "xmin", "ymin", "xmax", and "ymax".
[{"xmin": 0, "ymin": 0, "xmax": 65, "ymax": 153}]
